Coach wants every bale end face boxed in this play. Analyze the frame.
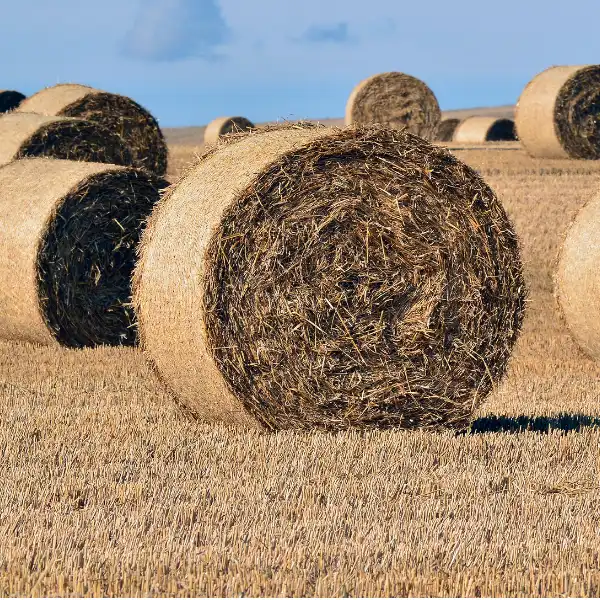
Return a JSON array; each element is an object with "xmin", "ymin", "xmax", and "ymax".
[
  {"xmin": 0, "ymin": 90, "xmax": 26, "ymax": 113},
  {"xmin": 38, "ymin": 169, "xmax": 169, "ymax": 347},
  {"xmin": 345, "ymin": 72, "xmax": 441, "ymax": 140},
  {"xmin": 435, "ymin": 118, "xmax": 461, "ymax": 142},
  {"xmin": 134, "ymin": 126, "xmax": 526, "ymax": 431}
]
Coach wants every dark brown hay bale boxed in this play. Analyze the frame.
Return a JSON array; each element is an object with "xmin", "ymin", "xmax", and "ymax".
[
  {"xmin": 453, "ymin": 116, "xmax": 516, "ymax": 143},
  {"xmin": 0, "ymin": 158, "xmax": 167, "ymax": 348},
  {"xmin": 516, "ymin": 65, "xmax": 600, "ymax": 159},
  {"xmin": 0, "ymin": 112, "xmax": 134, "ymax": 167},
  {"xmin": 435, "ymin": 118, "xmax": 461, "ymax": 142},
  {"xmin": 17, "ymin": 84, "xmax": 167, "ymax": 174},
  {"xmin": 204, "ymin": 116, "xmax": 255, "ymax": 145},
  {"xmin": 345, "ymin": 72, "xmax": 441, "ymax": 140},
  {"xmin": 134, "ymin": 126, "xmax": 526, "ymax": 431},
  {"xmin": 555, "ymin": 193, "xmax": 600, "ymax": 359},
  {"xmin": 0, "ymin": 90, "xmax": 25, "ymax": 113}
]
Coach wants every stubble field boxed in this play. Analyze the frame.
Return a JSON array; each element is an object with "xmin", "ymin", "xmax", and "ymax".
[{"xmin": 1, "ymin": 142, "xmax": 600, "ymax": 596}]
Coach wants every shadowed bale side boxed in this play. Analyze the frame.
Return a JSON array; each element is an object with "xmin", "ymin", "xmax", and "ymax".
[
  {"xmin": 453, "ymin": 117, "xmax": 517, "ymax": 143},
  {"xmin": 204, "ymin": 116, "xmax": 255, "ymax": 145},
  {"xmin": 0, "ymin": 159, "xmax": 167, "ymax": 348},
  {"xmin": 555, "ymin": 191, "xmax": 600, "ymax": 360},
  {"xmin": 516, "ymin": 65, "xmax": 600, "ymax": 159},
  {"xmin": 0, "ymin": 90, "xmax": 25, "ymax": 113},
  {"xmin": 345, "ymin": 73, "xmax": 441, "ymax": 140},
  {"xmin": 0, "ymin": 113, "xmax": 134, "ymax": 167},
  {"xmin": 17, "ymin": 84, "xmax": 168, "ymax": 174},
  {"xmin": 436, "ymin": 118, "xmax": 461, "ymax": 142},
  {"xmin": 134, "ymin": 126, "xmax": 526, "ymax": 431}
]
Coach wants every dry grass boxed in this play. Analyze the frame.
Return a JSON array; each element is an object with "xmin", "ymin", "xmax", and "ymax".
[
  {"xmin": 1, "ymin": 143, "xmax": 600, "ymax": 596},
  {"xmin": 167, "ymin": 144, "xmax": 202, "ymax": 180}
]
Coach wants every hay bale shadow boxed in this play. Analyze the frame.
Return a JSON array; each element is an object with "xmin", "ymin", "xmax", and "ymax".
[{"xmin": 465, "ymin": 413, "xmax": 600, "ymax": 435}]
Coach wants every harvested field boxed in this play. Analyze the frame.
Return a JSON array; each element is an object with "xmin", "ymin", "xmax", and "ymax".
[
  {"xmin": 167, "ymin": 143, "xmax": 202, "ymax": 180},
  {"xmin": 1, "ymin": 143, "xmax": 600, "ymax": 595},
  {"xmin": 162, "ymin": 107, "xmax": 516, "ymax": 147}
]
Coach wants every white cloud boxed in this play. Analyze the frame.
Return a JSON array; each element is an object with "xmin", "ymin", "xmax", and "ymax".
[{"xmin": 122, "ymin": 0, "xmax": 230, "ymax": 62}]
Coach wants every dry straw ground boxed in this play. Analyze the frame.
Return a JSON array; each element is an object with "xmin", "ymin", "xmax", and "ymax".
[{"xmin": 1, "ymin": 143, "xmax": 600, "ymax": 596}]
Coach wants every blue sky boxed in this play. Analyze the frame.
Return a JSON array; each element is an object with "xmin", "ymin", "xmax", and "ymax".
[{"xmin": 1, "ymin": 0, "xmax": 599, "ymax": 127}]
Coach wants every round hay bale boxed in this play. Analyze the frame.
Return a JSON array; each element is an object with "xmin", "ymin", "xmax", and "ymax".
[
  {"xmin": 555, "ymin": 192, "xmax": 600, "ymax": 359},
  {"xmin": 344, "ymin": 72, "xmax": 441, "ymax": 140},
  {"xmin": 435, "ymin": 118, "xmax": 461, "ymax": 142},
  {"xmin": 134, "ymin": 126, "xmax": 526, "ymax": 431},
  {"xmin": 204, "ymin": 116, "xmax": 255, "ymax": 145},
  {"xmin": 516, "ymin": 65, "xmax": 600, "ymax": 159},
  {"xmin": 0, "ymin": 112, "xmax": 134, "ymax": 167},
  {"xmin": 452, "ymin": 116, "xmax": 517, "ymax": 143},
  {"xmin": 16, "ymin": 84, "xmax": 167, "ymax": 174},
  {"xmin": 0, "ymin": 90, "xmax": 25, "ymax": 113},
  {"xmin": 0, "ymin": 158, "xmax": 167, "ymax": 348}
]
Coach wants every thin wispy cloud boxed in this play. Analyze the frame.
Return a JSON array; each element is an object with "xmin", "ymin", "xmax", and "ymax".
[
  {"xmin": 122, "ymin": 0, "xmax": 230, "ymax": 62},
  {"xmin": 298, "ymin": 22, "xmax": 354, "ymax": 45}
]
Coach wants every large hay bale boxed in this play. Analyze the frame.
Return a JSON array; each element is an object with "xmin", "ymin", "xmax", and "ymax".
[
  {"xmin": 435, "ymin": 118, "xmax": 461, "ymax": 142},
  {"xmin": 134, "ymin": 126, "xmax": 526, "ymax": 431},
  {"xmin": 453, "ymin": 116, "xmax": 517, "ymax": 143},
  {"xmin": 0, "ymin": 112, "xmax": 134, "ymax": 167},
  {"xmin": 0, "ymin": 90, "xmax": 25, "ymax": 113},
  {"xmin": 17, "ymin": 84, "xmax": 167, "ymax": 174},
  {"xmin": 0, "ymin": 158, "xmax": 167, "ymax": 348},
  {"xmin": 345, "ymin": 72, "xmax": 441, "ymax": 140},
  {"xmin": 204, "ymin": 116, "xmax": 255, "ymax": 145},
  {"xmin": 516, "ymin": 65, "xmax": 600, "ymax": 159},
  {"xmin": 555, "ymin": 193, "xmax": 600, "ymax": 359}
]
